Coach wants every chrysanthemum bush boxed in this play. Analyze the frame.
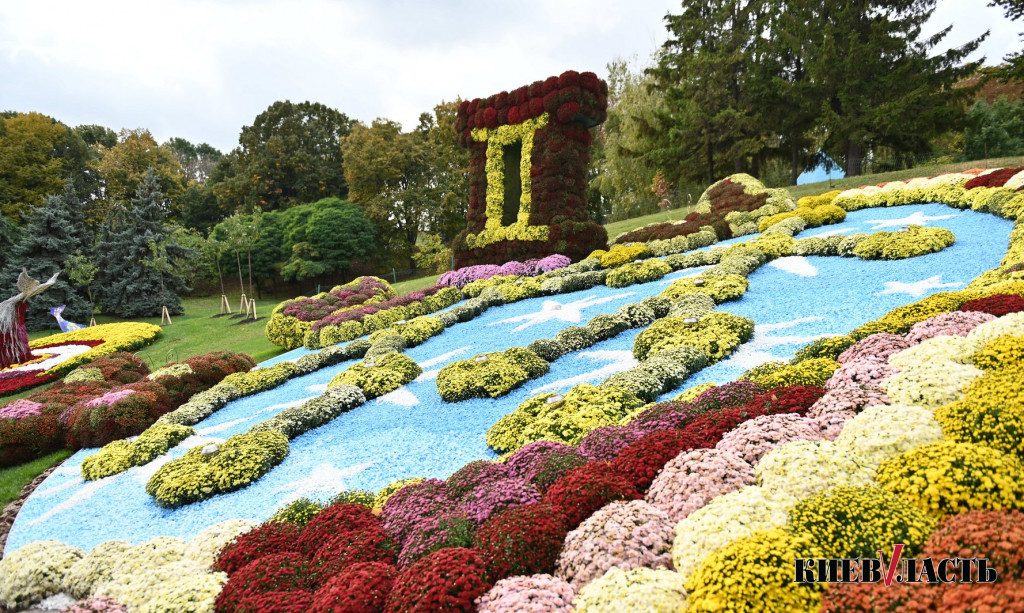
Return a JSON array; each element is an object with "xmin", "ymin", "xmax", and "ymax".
[
  {"xmin": 572, "ymin": 567, "xmax": 687, "ymax": 613},
  {"xmin": 577, "ymin": 425, "xmax": 640, "ymax": 462},
  {"xmin": 475, "ymin": 574, "xmax": 575, "ymax": 613},
  {"xmin": 937, "ymin": 365, "xmax": 1024, "ymax": 460},
  {"xmin": 876, "ymin": 440, "xmax": 1024, "ymax": 517},
  {"xmin": 63, "ymin": 540, "xmax": 134, "ymax": 599},
  {"xmin": 669, "ymin": 485, "xmax": 791, "ymax": 581},
  {"xmin": 835, "ymin": 404, "xmax": 945, "ymax": 471},
  {"xmin": 309, "ymin": 561, "xmax": 397, "ymax": 613},
  {"xmin": 473, "ymin": 502, "xmax": 568, "ymax": 580},
  {"xmin": 310, "ymin": 525, "xmax": 397, "ymax": 584},
  {"xmin": 298, "ymin": 502, "xmax": 382, "ymax": 556},
  {"xmin": 645, "ymin": 448, "xmax": 755, "ymax": 522},
  {"xmin": 788, "ymin": 485, "xmax": 936, "ymax": 559},
  {"xmin": 384, "ymin": 547, "xmax": 492, "ymax": 613},
  {"xmin": 960, "ymin": 293, "xmax": 1024, "ymax": 317},
  {"xmin": 445, "ymin": 459, "xmax": 510, "ymax": 500},
  {"xmin": 715, "ymin": 413, "xmax": 825, "ymax": 465},
  {"xmin": 0, "ymin": 539, "xmax": 83, "ymax": 609},
  {"xmin": 756, "ymin": 439, "xmax": 874, "ymax": 503},
  {"xmin": 63, "ymin": 596, "xmax": 130, "ymax": 613},
  {"xmin": 541, "ymin": 462, "xmax": 641, "ymax": 529},
  {"xmin": 608, "ymin": 429, "xmax": 696, "ymax": 491},
  {"xmin": 379, "ymin": 479, "xmax": 453, "ymax": 544},
  {"xmin": 461, "ymin": 477, "xmax": 540, "ymax": 525},
  {"xmin": 882, "ymin": 359, "xmax": 983, "ymax": 409},
  {"xmin": 214, "ymin": 522, "xmax": 302, "ymax": 575},
  {"xmin": 838, "ymin": 331, "xmax": 913, "ymax": 364},
  {"xmin": 554, "ymin": 500, "xmax": 674, "ymax": 590},
  {"xmin": 685, "ymin": 529, "xmax": 824, "ymax": 613},
  {"xmin": 397, "ymin": 510, "xmax": 475, "ymax": 567},
  {"xmin": 905, "ymin": 310, "xmax": 996, "ymax": 343},
  {"xmin": 214, "ymin": 553, "xmax": 312, "ymax": 612}
]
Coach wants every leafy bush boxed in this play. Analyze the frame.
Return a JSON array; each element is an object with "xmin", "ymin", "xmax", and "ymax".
[{"xmin": 436, "ymin": 348, "xmax": 549, "ymax": 402}]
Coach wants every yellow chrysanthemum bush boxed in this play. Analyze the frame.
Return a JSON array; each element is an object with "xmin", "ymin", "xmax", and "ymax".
[
  {"xmin": 851, "ymin": 225, "xmax": 956, "ymax": 260},
  {"xmin": 741, "ymin": 357, "xmax": 839, "ymax": 389},
  {"xmin": 0, "ymin": 540, "xmax": 83, "ymax": 609},
  {"xmin": 758, "ymin": 189, "xmax": 846, "ymax": 232},
  {"xmin": 436, "ymin": 347, "xmax": 549, "ymax": 402},
  {"xmin": 81, "ymin": 421, "xmax": 195, "ymax": 481},
  {"xmin": 573, "ymin": 567, "xmax": 687, "ymax": 613},
  {"xmin": 588, "ymin": 243, "xmax": 651, "ymax": 268},
  {"xmin": 145, "ymin": 429, "xmax": 290, "ymax": 508},
  {"xmin": 29, "ymin": 322, "xmax": 162, "ymax": 376},
  {"xmin": 326, "ymin": 352, "xmax": 421, "ymax": 399},
  {"xmin": 787, "ymin": 486, "xmax": 936, "ymax": 560},
  {"xmin": 632, "ymin": 312, "xmax": 754, "ymax": 362},
  {"xmin": 485, "ymin": 384, "xmax": 644, "ymax": 453},
  {"xmin": 685, "ymin": 528, "xmax": 824, "ymax": 613},
  {"xmin": 604, "ymin": 258, "xmax": 672, "ymax": 288},
  {"xmin": 373, "ymin": 477, "xmax": 424, "ymax": 511},
  {"xmin": 935, "ymin": 362, "xmax": 1024, "ymax": 461},
  {"xmin": 660, "ymin": 274, "xmax": 749, "ymax": 304},
  {"xmin": 367, "ymin": 315, "xmax": 445, "ymax": 348},
  {"xmin": 876, "ymin": 440, "xmax": 1024, "ymax": 518},
  {"xmin": 970, "ymin": 333, "xmax": 1024, "ymax": 371}
]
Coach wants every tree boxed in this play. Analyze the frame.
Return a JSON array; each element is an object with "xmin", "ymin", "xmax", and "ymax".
[
  {"xmin": 94, "ymin": 170, "xmax": 195, "ymax": 318},
  {"xmin": 278, "ymin": 198, "xmax": 376, "ymax": 283},
  {"xmin": 0, "ymin": 113, "xmax": 69, "ymax": 224},
  {"xmin": 96, "ymin": 128, "xmax": 185, "ymax": 223},
  {"xmin": 807, "ymin": 0, "xmax": 986, "ymax": 175},
  {"xmin": 64, "ymin": 252, "xmax": 98, "ymax": 320},
  {"xmin": 0, "ymin": 214, "xmax": 20, "ymax": 273},
  {"xmin": 212, "ymin": 101, "xmax": 353, "ymax": 212},
  {"xmin": 219, "ymin": 212, "xmax": 250, "ymax": 298},
  {"xmin": 164, "ymin": 137, "xmax": 222, "ymax": 184},
  {"xmin": 962, "ymin": 97, "xmax": 1024, "ymax": 159},
  {"xmin": 990, "ymin": 0, "xmax": 1024, "ymax": 81},
  {"xmin": 74, "ymin": 124, "xmax": 118, "ymax": 150},
  {"xmin": 0, "ymin": 183, "xmax": 92, "ymax": 330}
]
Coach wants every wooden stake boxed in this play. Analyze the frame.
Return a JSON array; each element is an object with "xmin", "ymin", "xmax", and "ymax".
[
  {"xmin": 161, "ymin": 305, "xmax": 173, "ymax": 325},
  {"xmin": 249, "ymin": 299, "xmax": 257, "ymax": 320},
  {"xmin": 89, "ymin": 316, "xmax": 97, "ymax": 327},
  {"xmin": 238, "ymin": 293, "xmax": 248, "ymax": 315},
  {"xmin": 220, "ymin": 294, "xmax": 232, "ymax": 314}
]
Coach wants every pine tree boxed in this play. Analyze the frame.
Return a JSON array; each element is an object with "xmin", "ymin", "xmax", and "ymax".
[
  {"xmin": 0, "ymin": 182, "xmax": 92, "ymax": 330},
  {"xmin": 0, "ymin": 214, "xmax": 19, "ymax": 273},
  {"xmin": 95, "ymin": 170, "xmax": 195, "ymax": 318}
]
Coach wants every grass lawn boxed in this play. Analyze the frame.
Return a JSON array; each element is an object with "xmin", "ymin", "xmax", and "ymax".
[{"xmin": 0, "ymin": 450, "xmax": 72, "ymax": 509}]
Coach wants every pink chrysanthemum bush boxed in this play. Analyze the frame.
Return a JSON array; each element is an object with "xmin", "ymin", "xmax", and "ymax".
[
  {"xmin": 445, "ymin": 460, "xmax": 510, "ymax": 500},
  {"xmin": 645, "ymin": 447, "xmax": 755, "ymax": 522},
  {"xmin": 905, "ymin": 310, "xmax": 996, "ymax": 344},
  {"xmin": 554, "ymin": 500, "xmax": 674, "ymax": 590},
  {"xmin": 461, "ymin": 477, "xmax": 540, "ymax": 525},
  {"xmin": 379, "ymin": 479, "xmax": 453, "ymax": 544},
  {"xmin": 475, "ymin": 574, "xmax": 576, "ymax": 613},
  {"xmin": 62, "ymin": 597, "xmax": 129, "ymax": 613},
  {"xmin": 577, "ymin": 426, "xmax": 640, "ymax": 462},
  {"xmin": 837, "ymin": 332, "xmax": 913, "ymax": 364},
  {"xmin": 397, "ymin": 509, "xmax": 475, "ymax": 568},
  {"xmin": 715, "ymin": 413, "xmax": 825, "ymax": 465},
  {"xmin": 684, "ymin": 528, "xmax": 824, "ymax": 613},
  {"xmin": 813, "ymin": 408, "xmax": 856, "ymax": 440}
]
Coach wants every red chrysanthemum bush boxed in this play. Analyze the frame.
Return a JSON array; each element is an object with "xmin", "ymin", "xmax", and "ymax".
[
  {"xmin": 821, "ymin": 579, "xmax": 1024, "ymax": 613},
  {"xmin": 310, "ymin": 525, "xmax": 398, "ymax": 586},
  {"xmin": 473, "ymin": 502, "xmax": 569, "ymax": 580},
  {"xmin": 742, "ymin": 385, "xmax": 825, "ymax": 417},
  {"xmin": 298, "ymin": 502, "xmax": 382, "ymax": 556},
  {"xmin": 153, "ymin": 351, "xmax": 255, "ymax": 405},
  {"xmin": 923, "ymin": 510, "xmax": 1024, "ymax": 580},
  {"xmin": 679, "ymin": 405, "xmax": 768, "ymax": 448},
  {"xmin": 81, "ymin": 352, "xmax": 151, "ymax": 383},
  {"xmin": 528, "ymin": 448, "xmax": 589, "ymax": 493},
  {"xmin": 214, "ymin": 522, "xmax": 303, "ymax": 575},
  {"xmin": 215, "ymin": 552, "xmax": 313, "ymax": 613},
  {"xmin": 959, "ymin": 294, "xmax": 1024, "ymax": 317},
  {"xmin": 234, "ymin": 590, "xmax": 315, "ymax": 613},
  {"xmin": 310, "ymin": 561, "xmax": 398, "ymax": 613},
  {"xmin": 384, "ymin": 547, "xmax": 492, "ymax": 613},
  {"xmin": 541, "ymin": 462, "xmax": 641, "ymax": 529},
  {"xmin": 609, "ymin": 429, "xmax": 697, "ymax": 491},
  {"xmin": 63, "ymin": 380, "xmax": 174, "ymax": 448},
  {"xmin": 964, "ymin": 167, "xmax": 1024, "ymax": 189}
]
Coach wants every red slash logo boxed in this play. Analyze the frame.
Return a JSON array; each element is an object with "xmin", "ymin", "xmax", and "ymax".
[{"xmin": 879, "ymin": 544, "xmax": 905, "ymax": 587}]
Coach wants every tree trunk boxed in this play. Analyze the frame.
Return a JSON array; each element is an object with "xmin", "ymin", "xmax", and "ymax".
[
  {"xmin": 235, "ymin": 251, "xmax": 244, "ymax": 294},
  {"xmin": 750, "ymin": 154, "xmax": 760, "ymax": 180},
  {"xmin": 216, "ymin": 257, "xmax": 226, "ymax": 296},
  {"xmin": 247, "ymin": 250, "xmax": 256, "ymax": 299},
  {"xmin": 846, "ymin": 140, "xmax": 864, "ymax": 177},
  {"xmin": 706, "ymin": 140, "xmax": 714, "ymax": 186}
]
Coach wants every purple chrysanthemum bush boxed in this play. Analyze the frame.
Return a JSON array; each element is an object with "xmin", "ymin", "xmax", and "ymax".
[{"xmin": 438, "ymin": 255, "xmax": 571, "ymax": 288}]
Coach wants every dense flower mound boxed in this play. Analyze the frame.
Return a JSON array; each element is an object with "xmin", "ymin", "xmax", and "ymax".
[
  {"xmin": 541, "ymin": 463, "xmax": 642, "ymax": 529},
  {"xmin": 555, "ymin": 500, "xmax": 674, "ymax": 590},
  {"xmin": 504, "ymin": 440, "xmax": 577, "ymax": 480},
  {"xmin": 95, "ymin": 558, "xmax": 225, "ymax": 613},
  {"xmin": 741, "ymin": 385, "xmax": 825, "ymax": 416},
  {"xmin": 214, "ymin": 552, "xmax": 312, "ymax": 613},
  {"xmin": 62, "ymin": 539, "xmax": 133, "ymax": 599},
  {"xmin": 821, "ymin": 576, "xmax": 1024, "ymax": 612},
  {"xmin": 473, "ymin": 503, "xmax": 569, "ymax": 580},
  {"xmin": 63, "ymin": 596, "xmax": 129, "ymax": 613},
  {"xmin": 234, "ymin": 589, "xmax": 315, "ymax": 613},
  {"xmin": 936, "ymin": 364, "xmax": 1024, "ymax": 460},
  {"xmin": 609, "ymin": 429, "xmax": 697, "ymax": 491},
  {"xmin": 309, "ymin": 561, "xmax": 397, "ymax": 613},
  {"xmin": 835, "ymin": 404, "xmax": 945, "ymax": 471},
  {"xmin": 624, "ymin": 401, "xmax": 703, "ymax": 439},
  {"xmin": 716, "ymin": 413, "xmax": 825, "ymax": 465},
  {"xmin": 889, "ymin": 335, "xmax": 977, "ymax": 370},
  {"xmin": 298, "ymin": 503, "xmax": 381, "ymax": 556},
  {"xmin": 877, "ymin": 440, "xmax": 1024, "ymax": 517},
  {"xmin": 445, "ymin": 460, "xmax": 510, "ymax": 500},
  {"xmin": 379, "ymin": 479, "xmax": 453, "ymax": 544},
  {"xmin": 572, "ymin": 567, "xmax": 687, "ymax": 613},
  {"xmin": 838, "ymin": 332, "xmax": 913, "ymax": 364},
  {"xmin": 438, "ymin": 255, "xmax": 572, "ymax": 288},
  {"xmin": 824, "ymin": 357, "xmax": 894, "ymax": 395},
  {"xmin": 384, "ymin": 547, "xmax": 492, "ymax": 613},
  {"xmin": 526, "ymin": 448, "xmax": 589, "ymax": 493},
  {"xmin": 756, "ymin": 440, "xmax": 874, "ymax": 502},
  {"xmin": 645, "ymin": 448, "xmax": 755, "ymax": 522},
  {"xmin": 960, "ymin": 293, "xmax": 1024, "ymax": 317},
  {"xmin": 813, "ymin": 408, "xmax": 856, "ymax": 440},
  {"xmin": 905, "ymin": 310, "xmax": 996, "ymax": 344},
  {"xmin": 310, "ymin": 525, "xmax": 397, "ymax": 584},
  {"xmin": 789, "ymin": 486, "xmax": 936, "ymax": 559},
  {"xmin": 971, "ymin": 334, "xmax": 1024, "ymax": 371},
  {"xmin": 397, "ymin": 510, "xmax": 475, "ymax": 568},
  {"xmin": 185, "ymin": 519, "xmax": 258, "ymax": 571},
  {"xmin": 686, "ymin": 529, "xmax": 824, "ymax": 612},
  {"xmin": 578, "ymin": 426, "xmax": 641, "ymax": 462},
  {"xmin": 688, "ymin": 380, "xmax": 765, "ymax": 413},
  {"xmin": 462, "ymin": 477, "xmax": 540, "ymax": 525},
  {"xmin": 0, "ymin": 540, "xmax": 83, "ymax": 609},
  {"xmin": 475, "ymin": 574, "xmax": 575, "ymax": 613},
  {"xmin": 881, "ymin": 358, "xmax": 983, "ymax": 410},
  {"xmin": 214, "ymin": 522, "xmax": 302, "ymax": 575},
  {"xmin": 923, "ymin": 510, "xmax": 1024, "ymax": 580}
]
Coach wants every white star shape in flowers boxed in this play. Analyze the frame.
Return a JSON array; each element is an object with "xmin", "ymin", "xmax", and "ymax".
[
  {"xmin": 375, "ymin": 387, "xmax": 420, "ymax": 407},
  {"xmin": 727, "ymin": 316, "xmax": 836, "ymax": 369},
  {"xmin": 660, "ymin": 265, "xmax": 712, "ymax": 284},
  {"xmin": 530, "ymin": 350, "xmax": 638, "ymax": 394},
  {"xmin": 863, "ymin": 211, "xmax": 958, "ymax": 230},
  {"xmin": 4, "ymin": 343, "xmax": 95, "ymax": 374},
  {"xmin": 875, "ymin": 275, "xmax": 963, "ymax": 298},
  {"xmin": 274, "ymin": 462, "xmax": 374, "ymax": 504},
  {"xmin": 768, "ymin": 256, "xmax": 818, "ymax": 277},
  {"xmin": 490, "ymin": 293, "xmax": 636, "ymax": 333},
  {"xmin": 415, "ymin": 346, "xmax": 473, "ymax": 381}
]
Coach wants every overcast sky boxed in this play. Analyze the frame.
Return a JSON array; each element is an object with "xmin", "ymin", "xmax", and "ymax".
[{"xmin": 0, "ymin": 0, "xmax": 1018, "ymax": 153}]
